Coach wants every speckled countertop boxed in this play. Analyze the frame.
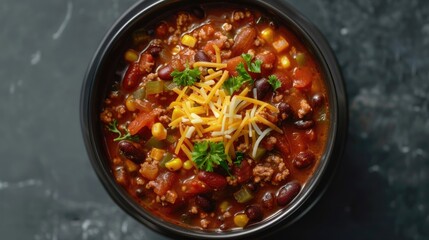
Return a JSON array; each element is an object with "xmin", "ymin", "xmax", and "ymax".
[{"xmin": 1, "ymin": 0, "xmax": 428, "ymax": 239}]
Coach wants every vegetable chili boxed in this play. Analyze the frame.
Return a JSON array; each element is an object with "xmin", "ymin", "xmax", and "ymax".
[{"xmin": 100, "ymin": 5, "xmax": 329, "ymax": 230}]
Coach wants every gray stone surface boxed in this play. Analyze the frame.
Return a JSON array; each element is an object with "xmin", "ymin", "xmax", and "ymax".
[{"xmin": 0, "ymin": 0, "xmax": 428, "ymax": 239}]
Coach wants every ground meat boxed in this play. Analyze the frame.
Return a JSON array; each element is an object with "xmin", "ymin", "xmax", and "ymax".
[
  {"xmin": 258, "ymin": 108, "xmax": 278, "ymax": 124},
  {"xmin": 222, "ymin": 23, "xmax": 232, "ymax": 32},
  {"xmin": 176, "ymin": 12, "xmax": 191, "ymax": 27},
  {"xmin": 298, "ymin": 99, "xmax": 312, "ymax": 118},
  {"xmin": 200, "ymin": 219, "xmax": 210, "ymax": 229},
  {"xmin": 273, "ymin": 166, "xmax": 289, "ymax": 183},
  {"xmin": 114, "ymin": 105, "xmax": 126, "ymax": 119},
  {"xmin": 262, "ymin": 136, "xmax": 277, "ymax": 151},
  {"xmin": 100, "ymin": 109, "xmax": 113, "ymax": 124},
  {"xmin": 236, "ymin": 143, "xmax": 249, "ymax": 153},
  {"xmin": 164, "ymin": 190, "xmax": 178, "ymax": 204},
  {"xmin": 226, "ymin": 176, "xmax": 238, "ymax": 186},
  {"xmin": 159, "ymin": 114, "xmax": 171, "ymax": 125},
  {"xmin": 253, "ymin": 165, "xmax": 274, "ymax": 183}
]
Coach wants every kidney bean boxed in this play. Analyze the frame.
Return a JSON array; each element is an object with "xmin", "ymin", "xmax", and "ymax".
[
  {"xmin": 255, "ymin": 78, "xmax": 272, "ymax": 100},
  {"xmin": 245, "ymin": 204, "xmax": 263, "ymax": 221},
  {"xmin": 276, "ymin": 181, "xmax": 301, "ymax": 206},
  {"xmin": 277, "ymin": 102, "xmax": 292, "ymax": 121},
  {"xmin": 293, "ymin": 151, "xmax": 315, "ymax": 169},
  {"xmin": 157, "ymin": 64, "xmax": 174, "ymax": 80},
  {"xmin": 255, "ymin": 51, "xmax": 276, "ymax": 74},
  {"xmin": 231, "ymin": 26, "xmax": 256, "ymax": 57},
  {"xmin": 118, "ymin": 141, "xmax": 145, "ymax": 163},
  {"xmin": 197, "ymin": 171, "xmax": 227, "ymax": 189},
  {"xmin": 122, "ymin": 62, "xmax": 142, "ymax": 91},
  {"xmin": 194, "ymin": 50, "xmax": 210, "ymax": 62},
  {"xmin": 195, "ymin": 195, "xmax": 214, "ymax": 212},
  {"xmin": 294, "ymin": 120, "xmax": 314, "ymax": 130},
  {"xmin": 311, "ymin": 93, "xmax": 325, "ymax": 108},
  {"xmin": 261, "ymin": 192, "xmax": 274, "ymax": 209}
]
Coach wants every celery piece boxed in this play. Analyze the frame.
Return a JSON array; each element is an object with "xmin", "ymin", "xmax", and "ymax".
[
  {"xmin": 144, "ymin": 136, "xmax": 166, "ymax": 149},
  {"xmin": 159, "ymin": 152, "xmax": 173, "ymax": 168},
  {"xmin": 146, "ymin": 81, "xmax": 164, "ymax": 95},
  {"xmin": 295, "ymin": 53, "xmax": 306, "ymax": 66},
  {"xmin": 253, "ymin": 147, "xmax": 266, "ymax": 161},
  {"xmin": 234, "ymin": 186, "xmax": 254, "ymax": 203},
  {"xmin": 133, "ymin": 87, "xmax": 146, "ymax": 100}
]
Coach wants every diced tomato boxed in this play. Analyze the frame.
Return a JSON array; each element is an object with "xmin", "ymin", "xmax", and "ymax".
[
  {"xmin": 293, "ymin": 67, "xmax": 313, "ymax": 89},
  {"xmin": 203, "ymin": 39, "xmax": 224, "ymax": 54},
  {"xmin": 182, "ymin": 178, "xmax": 211, "ymax": 195},
  {"xmin": 128, "ymin": 110, "xmax": 158, "ymax": 135},
  {"xmin": 201, "ymin": 24, "xmax": 215, "ymax": 38},
  {"xmin": 153, "ymin": 172, "xmax": 178, "ymax": 196},
  {"xmin": 273, "ymin": 132, "xmax": 291, "ymax": 159}
]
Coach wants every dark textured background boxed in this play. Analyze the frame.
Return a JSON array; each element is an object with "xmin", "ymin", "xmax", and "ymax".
[{"xmin": 1, "ymin": 0, "xmax": 428, "ymax": 239}]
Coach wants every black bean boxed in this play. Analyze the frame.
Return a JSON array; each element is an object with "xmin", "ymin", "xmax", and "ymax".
[
  {"xmin": 277, "ymin": 102, "xmax": 292, "ymax": 120},
  {"xmin": 118, "ymin": 141, "xmax": 145, "ymax": 163},
  {"xmin": 311, "ymin": 93, "xmax": 325, "ymax": 108},
  {"xmin": 245, "ymin": 204, "xmax": 263, "ymax": 221},
  {"xmin": 261, "ymin": 192, "xmax": 274, "ymax": 209},
  {"xmin": 147, "ymin": 45, "xmax": 162, "ymax": 57},
  {"xmin": 135, "ymin": 187, "xmax": 145, "ymax": 199},
  {"xmin": 293, "ymin": 151, "xmax": 315, "ymax": 169},
  {"xmin": 194, "ymin": 50, "xmax": 210, "ymax": 62},
  {"xmin": 276, "ymin": 181, "xmax": 301, "ymax": 206},
  {"xmin": 294, "ymin": 120, "xmax": 314, "ymax": 130},
  {"xmin": 157, "ymin": 64, "xmax": 174, "ymax": 80},
  {"xmin": 195, "ymin": 195, "xmax": 214, "ymax": 212},
  {"xmin": 191, "ymin": 6, "xmax": 205, "ymax": 19},
  {"xmin": 255, "ymin": 78, "xmax": 272, "ymax": 99}
]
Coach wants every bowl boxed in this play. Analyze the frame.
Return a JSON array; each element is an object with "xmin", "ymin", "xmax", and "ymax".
[{"xmin": 80, "ymin": 0, "xmax": 347, "ymax": 239}]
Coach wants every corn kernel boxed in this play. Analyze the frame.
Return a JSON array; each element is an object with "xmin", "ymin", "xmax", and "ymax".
[
  {"xmin": 279, "ymin": 55, "xmax": 291, "ymax": 69},
  {"xmin": 181, "ymin": 34, "xmax": 197, "ymax": 48},
  {"xmin": 172, "ymin": 108, "xmax": 185, "ymax": 121},
  {"xmin": 124, "ymin": 49, "xmax": 139, "ymax": 62},
  {"xmin": 219, "ymin": 201, "xmax": 230, "ymax": 213},
  {"xmin": 183, "ymin": 160, "xmax": 194, "ymax": 170},
  {"xmin": 233, "ymin": 214, "xmax": 249, "ymax": 227},
  {"xmin": 150, "ymin": 148, "xmax": 165, "ymax": 161},
  {"xmin": 125, "ymin": 95, "xmax": 136, "ymax": 111},
  {"xmin": 272, "ymin": 36, "xmax": 289, "ymax": 52},
  {"xmin": 165, "ymin": 158, "xmax": 183, "ymax": 171},
  {"xmin": 260, "ymin": 28, "xmax": 274, "ymax": 43},
  {"xmin": 151, "ymin": 122, "xmax": 167, "ymax": 140}
]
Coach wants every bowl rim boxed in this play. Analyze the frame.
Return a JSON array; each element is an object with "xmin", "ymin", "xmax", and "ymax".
[{"xmin": 80, "ymin": 0, "xmax": 348, "ymax": 239}]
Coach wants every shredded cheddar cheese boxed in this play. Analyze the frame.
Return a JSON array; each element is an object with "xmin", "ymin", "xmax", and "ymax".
[{"xmin": 168, "ymin": 60, "xmax": 282, "ymax": 159}]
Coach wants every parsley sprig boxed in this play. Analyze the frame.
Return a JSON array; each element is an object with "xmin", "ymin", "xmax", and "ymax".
[
  {"xmin": 268, "ymin": 75, "xmax": 282, "ymax": 91},
  {"xmin": 223, "ymin": 54, "xmax": 263, "ymax": 95},
  {"xmin": 107, "ymin": 119, "xmax": 139, "ymax": 142},
  {"xmin": 234, "ymin": 152, "xmax": 244, "ymax": 166},
  {"xmin": 242, "ymin": 53, "xmax": 262, "ymax": 73},
  {"xmin": 191, "ymin": 141, "xmax": 229, "ymax": 173},
  {"xmin": 171, "ymin": 65, "xmax": 201, "ymax": 87}
]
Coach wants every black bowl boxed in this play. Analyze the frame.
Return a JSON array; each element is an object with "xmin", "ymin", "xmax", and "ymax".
[{"xmin": 80, "ymin": 0, "xmax": 347, "ymax": 239}]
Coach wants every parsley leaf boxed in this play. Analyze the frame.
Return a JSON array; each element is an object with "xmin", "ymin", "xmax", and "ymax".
[
  {"xmin": 171, "ymin": 65, "xmax": 201, "ymax": 87},
  {"xmin": 268, "ymin": 75, "xmax": 281, "ymax": 91},
  {"xmin": 242, "ymin": 53, "xmax": 262, "ymax": 73},
  {"xmin": 107, "ymin": 119, "xmax": 139, "ymax": 142},
  {"xmin": 223, "ymin": 63, "xmax": 253, "ymax": 95},
  {"xmin": 234, "ymin": 152, "xmax": 244, "ymax": 166},
  {"xmin": 191, "ymin": 141, "xmax": 229, "ymax": 173}
]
